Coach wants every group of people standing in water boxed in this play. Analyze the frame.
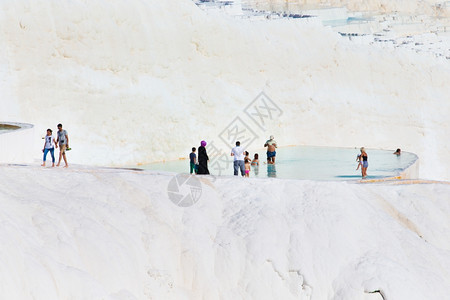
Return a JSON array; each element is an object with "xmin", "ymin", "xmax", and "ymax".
[
  {"xmin": 190, "ymin": 136, "xmax": 277, "ymax": 177},
  {"xmin": 190, "ymin": 137, "xmax": 401, "ymax": 179},
  {"xmin": 231, "ymin": 141, "xmax": 263, "ymax": 177}
]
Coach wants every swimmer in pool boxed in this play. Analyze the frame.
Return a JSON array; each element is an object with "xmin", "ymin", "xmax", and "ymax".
[
  {"xmin": 251, "ymin": 153, "xmax": 259, "ymax": 167},
  {"xmin": 264, "ymin": 135, "xmax": 277, "ymax": 164},
  {"xmin": 360, "ymin": 147, "xmax": 368, "ymax": 178}
]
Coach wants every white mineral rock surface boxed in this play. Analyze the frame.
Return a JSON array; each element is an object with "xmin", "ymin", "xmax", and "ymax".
[
  {"xmin": 0, "ymin": 1, "xmax": 449, "ymax": 299},
  {"xmin": 0, "ymin": 165, "xmax": 449, "ymax": 299}
]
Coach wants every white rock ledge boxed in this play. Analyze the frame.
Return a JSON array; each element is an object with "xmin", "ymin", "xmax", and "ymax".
[{"xmin": 0, "ymin": 122, "xmax": 35, "ymax": 164}]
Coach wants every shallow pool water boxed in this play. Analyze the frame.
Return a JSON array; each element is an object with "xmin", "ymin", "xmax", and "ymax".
[
  {"xmin": 0, "ymin": 124, "xmax": 20, "ymax": 134},
  {"xmin": 322, "ymin": 17, "xmax": 371, "ymax": 27},
  {"xmin": 139, "ymin": 146, "xmax": 417, "ymax": 181}
]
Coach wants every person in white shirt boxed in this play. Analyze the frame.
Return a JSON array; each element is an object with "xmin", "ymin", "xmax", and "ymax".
[
  {"xmin": 231, "ymin": 141, "xmax": 246, "ymax": 176},
  {"xmin": 41, "ymin": 129, "xmax": 57, "ymax": 167}
]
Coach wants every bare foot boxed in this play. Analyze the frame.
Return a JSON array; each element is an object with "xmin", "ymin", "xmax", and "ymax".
[
  {"xmin": 56, "ymin": 164, "xmax": 60, "ymax": 167},
  {"xmin": 63, "ymin": 165, "xmax": 68, "ymax": 168},
  {"xmin": 41, "ymin": 163, "xmax": 45, "ymax": 166},
  {"xmin": 52, "ymin": 164, "xmax": 55, "ymax": 167}
]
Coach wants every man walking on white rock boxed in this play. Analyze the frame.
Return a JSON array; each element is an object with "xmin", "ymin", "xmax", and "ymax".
[{"xmin": 56, "ymin": 123, "xmax": 69, "ymax": 168}]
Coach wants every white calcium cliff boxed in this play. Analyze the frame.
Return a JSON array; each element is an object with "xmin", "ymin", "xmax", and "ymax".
[
  {"xmin": 0, "ymin": 2, "xmax": 450, "ymax": 299},
  {"xmin": 0, "ymin": 0, "xmax": 449, "ymax": 180}
]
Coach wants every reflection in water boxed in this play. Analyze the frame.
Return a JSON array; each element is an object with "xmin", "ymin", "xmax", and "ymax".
[
  {"xmin": 0, "ymin": 124, "xmax": 20, "ymax": 134},
  {"xmin": 267, "ymin": 164, "xmax": 276, "ymax": 178},
  {"xmin": 253, "ymin": 165, "xmax": 259, "ymax": 176},
  {"xmin": 139, "ymin": 146, "xmax": 418, "ymax": 181}
]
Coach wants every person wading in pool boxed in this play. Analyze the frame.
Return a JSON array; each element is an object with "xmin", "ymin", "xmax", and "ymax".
[
  {"xmin": 264, "ymin": 135, "xmax": 277, "ymax": 164},
  {"xmin": 360, "ymin": 147, "xmax": 368, "ymax": 178},
  {"xmin": 231, "ymin": 141, "xmax": 246, "ymax": 176}
]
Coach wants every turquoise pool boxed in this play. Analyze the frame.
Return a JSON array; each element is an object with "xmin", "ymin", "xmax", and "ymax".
[
  {"xmin": 0, "ymin": 124, "xmax": 20, "ymax": 134},
  {"xmin": 139, "ymin": 146, "xmax": 418, "ymax": 181}
]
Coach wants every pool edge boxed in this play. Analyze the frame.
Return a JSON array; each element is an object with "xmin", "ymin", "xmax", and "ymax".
[
  {"xmin": 399, "ymin": 152, "xmax": 420, "ymax": 180},
  {"xmin": 0, "ymin": 122, "xmax": 35, "ymax": 164}
]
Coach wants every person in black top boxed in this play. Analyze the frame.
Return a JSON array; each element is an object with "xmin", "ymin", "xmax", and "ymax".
[
  {"xmin": 197, "ymin": 140, "xmax": 210, "ymax": 175},
  {"xmin": 360, "ymin": 147, "xmax": 368, "ymax": 178}
]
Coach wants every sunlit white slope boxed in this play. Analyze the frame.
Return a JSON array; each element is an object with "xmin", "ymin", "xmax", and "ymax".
[
  {"xmin": 0, "ymin": 165, "xmax": 449, "ymax": 299},
  {"xmin": 0, "ymin": 0, "xmax": 449, "ymax": 180}
]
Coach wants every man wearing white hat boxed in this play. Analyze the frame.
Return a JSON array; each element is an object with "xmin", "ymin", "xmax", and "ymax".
[{"xmin": 264, "ymin": 135, "xmax": 277, "ymax": 164}]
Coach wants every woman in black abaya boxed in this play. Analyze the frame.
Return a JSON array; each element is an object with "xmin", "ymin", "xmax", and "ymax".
[{"xmin": 197, "ymin": 140, "xmax": 210, "ymax": 175}]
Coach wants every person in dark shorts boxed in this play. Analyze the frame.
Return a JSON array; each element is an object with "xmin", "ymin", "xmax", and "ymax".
[
  {"xmin": 190, "ymin": 147, "xmax": 197, "ymax": 174},
  {"xmin": 360, "ymin": 147, "xmax": 368, "ymax": 178},
  {"xmin": 264, "ymin": 135, "xmax": 277, "ymax": 164},
  {"xmin": 56, "ymin": 123, "xmax": 69, "ymax": 168}
]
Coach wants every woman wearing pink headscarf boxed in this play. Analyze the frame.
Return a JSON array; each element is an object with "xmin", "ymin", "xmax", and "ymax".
[{"xmin": 197, "ymin": 140, "xmax": 210, "ymax": 175}]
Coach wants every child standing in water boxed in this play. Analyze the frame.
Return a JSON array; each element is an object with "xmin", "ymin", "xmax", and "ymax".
[
  {"xmin": 356, "ymin": 153, "xmax": 362, "ymax": 170},
  {"xmin": 190, "ymin": 147, "xmax": 197, "ymax": 174},
  {"xmin": 251, "ymin": 153, "xmax": 259, "ymax": 167},
  {"xmin": 42, "ymin": 129, "xmax": 57, "ymax": 167},
  {"xmin": 244, "ymin": 158, "xmax": 251, "ymax": 177},
  {"xmin": 244, "ymin": 151, "xmax": 252, "ymax": 164}
]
